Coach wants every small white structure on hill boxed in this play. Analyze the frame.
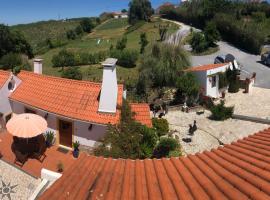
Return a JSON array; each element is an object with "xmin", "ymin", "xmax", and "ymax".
[{"xmin": 187, "ymin": 63, "xmax": 233, "ymax": 98}]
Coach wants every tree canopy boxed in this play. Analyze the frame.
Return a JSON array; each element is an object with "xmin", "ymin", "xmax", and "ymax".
[
  {"xmin": 128, "ymin": 0, "xmax": 154, "ymax": 25},
  {"xmin": 0, "ymin": 24, "xmax": 33, "ymax": 59},
  {"xmin": 61, "ymin": 67, "xmax": 83, "ymax": 80}
]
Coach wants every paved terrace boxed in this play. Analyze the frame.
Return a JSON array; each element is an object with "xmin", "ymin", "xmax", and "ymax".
[{"xmin": 0, "ymin": 131, "xmax": 76, "ymax": 178}]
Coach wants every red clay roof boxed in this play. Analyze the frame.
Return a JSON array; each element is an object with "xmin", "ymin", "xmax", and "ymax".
[
  {"xmin": 187, "ymin": 63, "xmax": 229, "ymax": 72},
  {"xmin": 0, "ymin": 70, "xmax": 10, "ymax": 88},
  {"xmin": 10, "ymin": 71, "xmax": 123, "ymax": 125},
  {"xmin": 39, "ymin": 128, "xmax": 270, "ymax": 200},
  {"xmin": 130, "ymin": 103, "xmax": 152, "ymax": 127}
]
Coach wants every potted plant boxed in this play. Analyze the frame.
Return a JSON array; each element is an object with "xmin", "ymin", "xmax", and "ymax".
[
  {"xmin": 72, "ymin": 141, "xmax": 80, "ymax": 158},
  {"xmin": 45, "ymin": 131, "xmax": 55, "ymax": 147}
]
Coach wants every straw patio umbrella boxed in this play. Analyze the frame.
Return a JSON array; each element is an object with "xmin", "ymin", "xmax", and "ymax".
[{"xmin": 7, "ymin": 113, "xmax": 47, "ymax": 138}]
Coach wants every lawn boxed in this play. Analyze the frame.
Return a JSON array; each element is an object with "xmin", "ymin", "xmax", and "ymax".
[{"xmin": 37, "ymin": 18, "xmax": 178, "ymax": 83}]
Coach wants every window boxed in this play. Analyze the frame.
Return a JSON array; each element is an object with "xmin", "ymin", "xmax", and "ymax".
[
  {"xmin": 211, "ymin": 76, "xmax": 217, "ymax": 88},
  {"xmin": 8, "ymin": 80, "xmax": 16, "ymax": 91}
]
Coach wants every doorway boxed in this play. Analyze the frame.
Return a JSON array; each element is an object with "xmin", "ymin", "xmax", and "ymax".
[{"xmin": 59, "ymin": 119, "xmax": 73, "ymax": 147}]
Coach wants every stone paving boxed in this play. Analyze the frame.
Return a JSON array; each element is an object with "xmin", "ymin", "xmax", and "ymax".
[
  {"xmin": 0, "ymin": 160, "xmax": 41, "ymax": 200},
  {"xmin": 165, "ymin": 110, "xmax": 268, "ymax": 155}
]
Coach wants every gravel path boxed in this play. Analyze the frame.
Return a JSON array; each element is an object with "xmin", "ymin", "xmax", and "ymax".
[
  {"xmin": 0, "ymin": 160, "xmax": 41, "ymax": 200},
  {"xmin": 165, "ymin": 110, "xmax": 268, "ymax": 155}
]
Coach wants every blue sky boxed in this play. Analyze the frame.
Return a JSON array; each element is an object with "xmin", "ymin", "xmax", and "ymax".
[{"xmin": 0, "ymin": 0, "xmax": 180, "ymax": 25}]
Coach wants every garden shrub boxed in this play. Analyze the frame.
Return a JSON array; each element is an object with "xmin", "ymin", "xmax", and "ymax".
[
  {"xmin": 110, "ymin": 49, "xmax": 138, "ymax": 68},
  {"xmin": 210, "ymin": 100, "xmax": 234, "ymax": 121},
  {"xmin": 152, "ymin": 118, "xmax": 169, "ymax": 137},
  {"xmin": 153, "ymin": 137, "xmax": 180, "ymax": 158}
]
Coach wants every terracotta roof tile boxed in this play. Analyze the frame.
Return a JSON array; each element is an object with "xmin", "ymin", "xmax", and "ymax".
[
  {"xmin": 0, "ymin": 70, "xmax": 10, "ymax": 88},
  {"xmin": 9, "ymin": 71, "xmax": 123, "ymax": 124},
  {"xmin": 186, "ymin": 63, "xmax": 229, "ymax": 72},
  {"xmin": 39, "ymin": 128, "xmax": 270, "ymax": 200},
  {"xmin": 130, "ymin": 103, "xmax": 152, "ymax": 127}
]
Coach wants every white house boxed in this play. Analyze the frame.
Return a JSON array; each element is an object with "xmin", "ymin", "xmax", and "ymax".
[
  {"xmin": 0, "ymin": 70, "xmax": 21, "ymax": 128},
  {"xmin": 112, "ymin": 12, "xmax": 128, "ymax": 19},
  {"xmin": 0, "ymin": 58, "xmax": 151, "ymax": 148},
  {"xmin": 187, "ymin": 63, "xmax": 233, "ymax": 98}
]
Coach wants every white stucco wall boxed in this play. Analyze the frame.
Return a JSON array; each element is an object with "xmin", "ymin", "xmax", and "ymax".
[
  {"xmin": 10, "ymin": 101, "xmax": 108, "ymax": 147},
  {"xmin": 0, "ymin": 74, "xmax": 21, "ymax": 121}
]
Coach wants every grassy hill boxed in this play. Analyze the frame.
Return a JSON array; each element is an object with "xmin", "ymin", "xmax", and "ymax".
[{"xmin": 13, "ymin": 19, "xmax": 178, "ymax": 85}]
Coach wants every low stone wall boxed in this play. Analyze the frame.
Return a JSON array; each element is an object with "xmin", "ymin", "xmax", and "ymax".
[{"xmin": 232, "ymin": 114, "xmax": 270, "ymax": 125}]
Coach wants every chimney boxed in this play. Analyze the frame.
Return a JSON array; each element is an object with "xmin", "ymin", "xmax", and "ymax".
[
  {"xmin": 98, "ymin": 58, "xmax": 118, "ymax": 113},
  {"xmin": 34, "ymin": 59, "xmax": 43, "ymax": 74}
]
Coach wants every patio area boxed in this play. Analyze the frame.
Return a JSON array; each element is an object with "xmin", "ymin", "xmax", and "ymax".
[{"xmin": 0, "ymin": 131, "xmax": 76, "ymax": 178}]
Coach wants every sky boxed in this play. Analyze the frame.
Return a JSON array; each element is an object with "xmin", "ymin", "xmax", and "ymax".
[{"xmin": 0, "ymin": 0, "xmax": 180, "ymax": 25}]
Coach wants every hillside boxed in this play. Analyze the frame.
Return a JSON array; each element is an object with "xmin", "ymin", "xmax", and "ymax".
[
  {"xmin": 37, "ymin": 18, "xmax": 179, "ymax": 83},
  {"xmin": 11, "ymin": 18, "xmax": 83, "ymax": 54}
]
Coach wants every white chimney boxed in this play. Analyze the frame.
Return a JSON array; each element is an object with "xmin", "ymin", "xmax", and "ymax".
[
  {"xmin": 34, "ymin": 59, "xmax": 43, "ymax": 74},
  {"xmin": 98, "ymin": 58, "xmax": 118, "ymax": 113}
]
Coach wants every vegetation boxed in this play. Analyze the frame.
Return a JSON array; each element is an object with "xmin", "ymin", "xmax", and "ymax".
[
  {"xmin": 128, "ymin": 0, "xmax": 154, "ymax": 25},
  {"xmin": 175, "ymin": 72, "xmax": 200, "ymax": 105},
  {"xmin": 110, "ymin": 49, "xmax": 138, "ymax": 68},
  {"xmin": 94, "ymin": 100, "xmax": 158, "ymax": 159},
  {"xmin": 218, "ymin": 72, "xmax": 228, "ymax": 89},
  {"xmin": 227, "ymin": 68, "xmax": 240, "ymax": 93},
  {"xmin": 137, "ymin": 43, "xmax": 190, "ymax": 95},
  {"xmin": 139, "ymin": 33, "xmax": 148, "ymax": 53},
  {"xmin": 0, "ymin": 24, "xmax": 33, "ymax": 59},
  {"xmin": 153, "ymin": 137, "xmax": 181, "ymax": 158},
  {"xmin": 161, "ymin": 0, "xmax": 270, "ymax": 54},
  {"xmin": 210, "ymin": 100, "xmax": 234, "ymax": 121},
  {"xmin": 152, "ymin": 118, "xmax": 169, "ymax": 137},
  {"xmin": 61, "ymin": 67, "xmax": 83, "ymax": 80}
]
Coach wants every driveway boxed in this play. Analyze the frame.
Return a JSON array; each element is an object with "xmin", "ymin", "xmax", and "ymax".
[{"xmin": 162, "ymin": 18, "xmax": 270, "ymax": 88}]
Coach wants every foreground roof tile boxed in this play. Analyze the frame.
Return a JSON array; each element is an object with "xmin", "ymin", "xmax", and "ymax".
[
  {"xmin": 0, "ymin": 70, "xmax": 10, "ymax": 88},
  {"xmin": 9, "ymin": 71, "xmax": 123, "ymax": 124},
  {"xmin": 39, "ymin": 128, "xmax": 270, "ymax": 200}
]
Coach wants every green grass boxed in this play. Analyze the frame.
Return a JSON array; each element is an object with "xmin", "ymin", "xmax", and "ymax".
[
  {"xmin": 192, "ymin": 46, "xmax": 220, "ymax": 56},
  {"xmin": 33, "ymin": 17, "xmax": 178, "ymax": 83},
  {"xmin": 12, "ymin": 19, "xmax": 81, "ymax": 53},
  {"xmin": 96, "ymin": 18, "xmax": 129, "ymax": 30}
]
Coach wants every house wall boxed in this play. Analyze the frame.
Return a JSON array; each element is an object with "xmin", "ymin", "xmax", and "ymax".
[
  {"xmin": 206, "ymin": 64, "xmax": 229, "ymax": 98},
  {"xmin": 0, "ymin": 75, "xmax": 21, "ymax": 123},
  {"xmin": 10, "ymin": 101, "xmax": 107, "ymax": 147}
]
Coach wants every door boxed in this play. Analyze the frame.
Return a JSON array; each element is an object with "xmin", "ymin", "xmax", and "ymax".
[{"xmin": 59, "ymin": 119, "xmax": 73, "ymax": 147}]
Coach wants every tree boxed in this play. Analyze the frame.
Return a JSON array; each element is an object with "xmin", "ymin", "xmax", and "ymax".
[
  {"xmin": 152, "ymin": 118, "xmax": 169, "ymax": 137},
  {"xmin": 110, "ymin": 49, "xmax": 138, "ymax": 68},
  {"xmin": 190, "ymin": 32, "xmax": 208, "ymax": 53},
  {"xmin": 121, "ymin": 9, "xmax": 128, "ymax": 13},
  {"xmin": 66, "ymin": 30, "xmax": 76, "ymax": 40},
  {"xmin": 153, "ymin": 137, "xmax": 180, "ymax": 158},
  {"xmin": 139, "ymin": 43, "xmax": 190, "ymax": 89},
  {"xmin": 204, "ymin": 21, "xmax": 220, "ymax": 46},
  {"xmin": 94, "ymin": 99, "xmax": 158, "ymax": 159},
  {"xmin": 0, "ymin": 53, "xmax": 22, "ymax": 70},
  {"xmin": 51, "ymin": 49, "xmax": 75, "ymax": 70},
  {"xmin": 116, "ymin": 37, "xmax": 127, "ymax": 51},
  {"xmin": 226, "ymin": 68, "xmax": 240, "ymax": 93},
  {"xmin": 210, "ymin": 100, "xmax": 234, "ymax": 121},
  {"xmin": 159, "ymin": 24, "xmax": 169, "ymax": 41},
  {"xmin": 139, "ymin": 32, "xmax": 149, "ymax": 53},
  {"xmin": 128, "ymin": 0, "xmax": 154, "ymax": 25},
  {"xmin": 75, "ymin": 25, "xmax": 84, "ymax": 36},
  {"xmin": 80, "ymin": 18, "xmax": 94, "ymax": 33},
  {"xmin": 61, "ymin": 67, "xmax": 83, "ymax": 80},
  {"xmin": 0, "ymin": 24, "xmax": 33, "ymax": 59},
  {"xmin": 176, "ymin": 72, "xmax": 200, "ymax": 105}
]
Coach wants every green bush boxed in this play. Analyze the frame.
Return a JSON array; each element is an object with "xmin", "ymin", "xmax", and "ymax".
[
  {"xmin": 218, "ymin": 72, "xmax": 228, "ymax": 89},
  {"xmin": 61, "ymin": 67, "xmax": 83, "ymax": 80},
  {"xmin": 190, "ymin": 32, "xmax": 208, "ymax": 53},
  {"xmin": 110, "ymin": 49, "xmax": 138, "ymax": 68},
  {"xmin": 210, "ymin": 100, "xmax": 234, "ymax": 121},
  {"xmin": 153, "ymin": 137, "xmax": 180, "ymax": 158},
  {"xmin": 152, "ymin": 118, "xmax": 169, "ymax": 137},
  {"xmin": 226, "ymin": 69, "xmax": 240, "ymax": 93}
]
